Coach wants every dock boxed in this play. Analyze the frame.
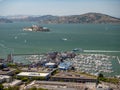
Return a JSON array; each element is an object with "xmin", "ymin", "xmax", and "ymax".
[
  {"xmin": 84, "ymin": 50, "xmax": 120, "ymax": 53},
  {"xmin": 117, "ymin": 56, "xmax": 120, "ymax": 64}
]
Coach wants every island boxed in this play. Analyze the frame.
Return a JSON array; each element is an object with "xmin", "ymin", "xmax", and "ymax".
[
  {"xmin": 0, "ymin": 18, "xmax": 13, "ymax": 23},
  {"xmin": 23, "ymin": 25, "xmax": 50, "ymax": 32}
]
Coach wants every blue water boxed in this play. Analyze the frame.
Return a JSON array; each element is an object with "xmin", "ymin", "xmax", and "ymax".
[{"xmin": 0, "ymin": 22, "xmax": 120, "ymax": 56}]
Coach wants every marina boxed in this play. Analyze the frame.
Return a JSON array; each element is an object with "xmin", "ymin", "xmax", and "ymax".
[
  {"xmin": 71, "ymin": 54, "xmax": 113, "ymax": 75},
  {"xmin": 10, "ymin": 51, "xmax": 118, "ymax": 76}
]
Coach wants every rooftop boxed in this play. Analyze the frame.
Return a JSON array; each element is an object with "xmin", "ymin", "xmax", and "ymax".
[
  {"xmin": 17, "ymin": 72, "xmax": 49, "ymax": 77},
  {"xmin": 58, "ymin": 62, "xmax": 72, "ymax": 70},
  {"xmin": 52, "ymin": 71, "xmax": 97, "ymax": 79},
  {"xmin": 0, "ymin": 68, "xmax": 16, "ymax": 75}
]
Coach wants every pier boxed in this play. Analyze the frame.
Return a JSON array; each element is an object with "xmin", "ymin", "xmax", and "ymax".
[
  {"xmin": 84, "ymin": 50, "xmax": 120, "ymax": 53},
  {"xmin": 117, "ymin": 56, "xmax": 120, "ymax": 64}
]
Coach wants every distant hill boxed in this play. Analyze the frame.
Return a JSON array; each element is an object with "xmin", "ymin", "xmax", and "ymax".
[
  {"xmin": 0, "ymin": 18, "xmax": 13, "ymax": 23},
  {"xmin": 5, "ymin": 13, "xmax": 120, "ymax": 24},
  {"xmin": 37, "ymin": 13, "xmax": 120, "ymax": 24}
]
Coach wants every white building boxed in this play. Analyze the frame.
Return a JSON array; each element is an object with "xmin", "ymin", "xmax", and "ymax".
[
  {"xmin": 0, "ymin": 75, "xmax": 12, "ymax": 83},
  {"xmin": 10, "ymin": 80, "xmax": 22, "ymax": 86},
  {"xmin": 3, "ymin": 80, "xmax": 22, "ymax": 88},
  {"xmin": 17, "ymin": 72, "xmax": 50, "ymax": 79}
]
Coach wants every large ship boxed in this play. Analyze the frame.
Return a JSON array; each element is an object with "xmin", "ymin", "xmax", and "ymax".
[{"xmin": 23, "ymin": 25, "xmax": 50, "ymax": 32}]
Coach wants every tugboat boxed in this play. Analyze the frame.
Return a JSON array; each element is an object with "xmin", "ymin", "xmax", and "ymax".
[{"xmin": 23, "ymin": 25, "xmax": 50, "ymax": 32}]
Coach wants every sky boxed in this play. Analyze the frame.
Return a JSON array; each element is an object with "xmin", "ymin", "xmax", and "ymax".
[{"xmin": 0, "ymin": 0, "xmax": 120, "ymax": 18}]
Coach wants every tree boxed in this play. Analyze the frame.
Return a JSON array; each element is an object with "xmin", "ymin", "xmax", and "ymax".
[
  {"xmin": 29, "ymin": 87, "xmax": 48, "ymax": 90},
  {"xmin": 98, "ymin": 73, "xmax": 104, "ymax": 78},
  {"xmin": 21, "ymin": 77, "xmax": 28, "ymax": 82},
  {"xmin": 0, "ymin": 84, "xmax": 4, "ymax": 90},
  {"xmin": 30, "ymin": 86, "xmax": 37, "ymax": 90},
  {"xmin": 97, "ymin": 73, "xmax": 104, "ymax": 85},
  {"xmin": 4, "ymin": 86, "xmax": 19, "ymax": 90}
]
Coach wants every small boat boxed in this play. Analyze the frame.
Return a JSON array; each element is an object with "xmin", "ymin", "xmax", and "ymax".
[
  {"xmin": 14, "ymin": 36, "xmax": 18, "ymax": 39},
  {"xmin": 72, "ymin": 48, "xmax": 83, "ymax": 52},
  {"xmin": 62, "ymin": 38, "xmax": 67, "ymax": 41}
]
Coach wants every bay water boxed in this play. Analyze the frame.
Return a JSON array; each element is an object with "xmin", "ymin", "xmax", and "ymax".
[{"xmin": 0, "ymin": 22, "xmax": 120, "ymax": 75}]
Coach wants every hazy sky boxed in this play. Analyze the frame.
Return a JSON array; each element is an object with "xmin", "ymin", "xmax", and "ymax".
[{"xmin": 0, "ymin": 0, "xmax": 120, "ymax": 18}]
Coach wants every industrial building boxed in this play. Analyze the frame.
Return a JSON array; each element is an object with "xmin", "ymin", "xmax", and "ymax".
[
  {"xmin": 51, "ymin": 71, "xmax": 97, "ymax": 83},
  {"xmin": 26, "ymin": 80, "xmax": 95, "ymax": 90}
]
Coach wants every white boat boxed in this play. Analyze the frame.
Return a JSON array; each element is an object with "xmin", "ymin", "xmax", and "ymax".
[{"xmin": 62, "ymin": 38, "xmax": 67, "ymax": 41}]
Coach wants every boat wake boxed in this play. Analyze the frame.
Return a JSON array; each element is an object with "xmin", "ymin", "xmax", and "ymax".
[{"xmin": 0, "ymin": 43, "xmax": 7, "ymax": 48}]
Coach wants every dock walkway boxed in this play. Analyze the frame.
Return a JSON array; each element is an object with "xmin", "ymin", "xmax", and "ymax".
[{"xmin": 117, "ymin": 56, "xmax": 120, "ymax": 64}]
